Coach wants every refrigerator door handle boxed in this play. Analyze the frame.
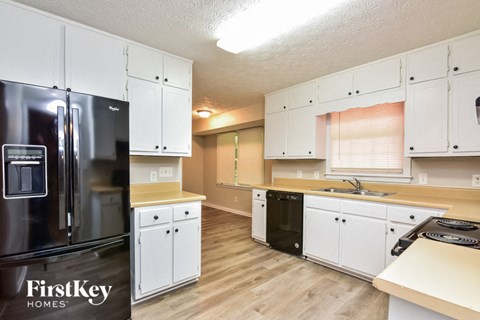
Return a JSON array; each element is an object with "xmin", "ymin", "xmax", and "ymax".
[
  {"xmin": 58, "ymin": 106, "xmax": 67, "ymax": 230},
  {"xmin": 72, "ymin": 107, "xmax": 81, "ymax": 228},
  {"xmin": 0, "ymin": 238, "xmax": 125, "ymax": 268}
]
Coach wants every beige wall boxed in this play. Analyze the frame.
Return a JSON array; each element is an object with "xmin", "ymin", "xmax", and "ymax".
[
  {"xmin": 271, "ymin": 157, "xmax": 480, "ymax": 188},
  {"xmin": 130, "ymin": 156, "xmax": 181, "ymax": 184},
  {"xmin": 182, "ymin": 136, "xmax": 205, "ymax": 194}
]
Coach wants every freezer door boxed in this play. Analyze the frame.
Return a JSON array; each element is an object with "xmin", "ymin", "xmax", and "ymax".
[
  {"xmin": 69, "ymin": 92, "xmax": 130, "ymax": 244},
  {"xmin": 0, "ymin": 235, "xmax": 131, "ymax": 320},
  {"xmin": 0, "ymin": 80, "xmax": 68, "ymax": 257}
]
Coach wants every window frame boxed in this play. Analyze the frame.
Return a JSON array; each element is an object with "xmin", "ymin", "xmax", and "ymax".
[
  {"xmin": 324, "ymin": 107, "xmax": 412, "ymax": 184},
  {"xmin": 216, "ymin": 127, "xmax": 265, "ymax": 188}
]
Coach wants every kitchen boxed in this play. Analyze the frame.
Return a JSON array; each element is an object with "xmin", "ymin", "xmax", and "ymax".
[{"xmin": 1, "ymin": 0, "xmax": 480, "ymax": 319}]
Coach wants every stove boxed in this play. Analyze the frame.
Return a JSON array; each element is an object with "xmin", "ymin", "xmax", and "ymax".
[{"xmin": 392, "ymin": 217, "xmax": 480, "ymax": 256}]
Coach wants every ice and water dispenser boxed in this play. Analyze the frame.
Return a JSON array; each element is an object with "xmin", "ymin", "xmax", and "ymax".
[{"xmin": 2, "ymin": 145, "xmax": 47, "ymax": 199}]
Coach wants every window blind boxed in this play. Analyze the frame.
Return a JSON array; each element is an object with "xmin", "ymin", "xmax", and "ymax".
[
  {"xmin": 237, "ymin": 127, "xmax": 264, "ymax": 185},
  {"xmin": 216, "ymin": 132, "xmax": 236, "ymax": 185},
  {"xmin": 330, "ymin": 102, "xmax": 404, "ymax": 173}
]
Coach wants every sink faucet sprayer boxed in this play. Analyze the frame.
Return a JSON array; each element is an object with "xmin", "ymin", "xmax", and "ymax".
[{"xmin": 343, "ymin": 178, "xmax": 362, "ymax": 190}]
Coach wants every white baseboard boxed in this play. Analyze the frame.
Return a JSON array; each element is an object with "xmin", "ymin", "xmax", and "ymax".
[{"xmin": 202, "ymin": 202, "xmax": 252, "ymax": 217}]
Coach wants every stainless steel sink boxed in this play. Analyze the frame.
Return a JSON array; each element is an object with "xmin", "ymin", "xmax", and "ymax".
[
  {"xmin": 349, "ymin": 190, "xmax": 394, "ymax": 197},
  {"xmin": 312, "ymin": 188, "xmax": 394, "ymax": 197},
  {"xmin": 315, "ymin": 188, "xmax": 356, "ymax": 193}
]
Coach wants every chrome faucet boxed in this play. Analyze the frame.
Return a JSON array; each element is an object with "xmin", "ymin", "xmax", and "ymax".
[{"xmin": 343, "ymin": 178, "xmax": 362, "ymax": 190}]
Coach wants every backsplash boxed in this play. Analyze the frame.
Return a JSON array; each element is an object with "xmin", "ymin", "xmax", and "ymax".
[
  {"xmin": 130, "ymin": 156, "xmax": 181, "ymax": 184},
  {"xmin": 271, "ymin": 157, "xmax": 480, "ymax": 188}
]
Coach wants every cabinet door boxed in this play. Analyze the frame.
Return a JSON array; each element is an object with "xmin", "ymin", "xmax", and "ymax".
[
  {"xmin": 451, "ymin": 34, "xmax": 480, "ymax": 76},
  {"xmin": 264, "ymin": 111, "xmax": 287, "ymax": 158},
  {"xmin": 407, "ymin": 45, "xmax": 448, "ymax": 84},
  {"xmin": 340, "ymin": 214, "xmax": 386, "ymax": 277},
  {"xmin": 0, "ymin": 3, "xmax": 62, "ymax": 88},
  {"xmin": 386, "ymin": 222, "xmax": 414, "ymax": 266},
  {"xmin": 65, "ymin": 24, "xmax": 126, "ymax": 100},
  {"xmin": 317, "ymin": 71, "xmax": 353, "ymax": 103},
  {"xmin": 173, "ymin": 220, "xmax": 200, "ymax": 283},
  {"xmin": 128, "ymin": 44, "xmax": 162, "ymax": 83},
  {"xmin": 451, "ymin": 71, "xmax": 480, "ymax": 153},
  {"xmin": 163, "ymin": 55, "xmax": 191, "ymax": 90},
  {"xmin": 251, "ymin": 200, "xmax": 266, "ymax": 241},
  {"xmin": 354, "ymin": 57, "xmax": 402, "ymax": 95},
  {"xmin": 139, "ymin": 225, "xmax": 172, "ymax": 294},
  {"xmin": 265, "ymin": 90, "xmax": 288, "ymax": 114},
  {"xmin": 287, "ymin": 105, "xmax": 315, "ymax": 157},
  {"xmin": 289, "ymin": 82, "xmax": 315, "ymax": 109},
  {"xmin": 304, "ymin": 208, "xmax": 340, "ymax": 264},
  {"xmin": 162, "ymin": 86, "xmax": 191, "ymax": 155},
  {"xmin": 128, "ymin": 77, "xmax": 160, "ymax": 153},
  {"xmin": 405, "ymin": 78, "xmax": 449, "ymax": 155}
]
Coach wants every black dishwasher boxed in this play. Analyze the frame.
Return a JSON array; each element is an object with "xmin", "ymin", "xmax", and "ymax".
[{"xmin": 266, "ymin": 190, "xmax": 304, "ymax": 256}]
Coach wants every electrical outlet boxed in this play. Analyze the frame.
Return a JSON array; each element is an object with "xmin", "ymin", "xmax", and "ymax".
[
  {"xmin": 159, "ymin": 167, "xmax": 173, "ymax": 177},
  {"xmin": 149, "ymin": 171, "xmax": 158, "ymax": 182},
  {"xmin": 234, "ymin": 196, "xmax": 238, "ymax": 202},
  {"xmin": 314, "ymin": 171, "xmax": 320, "ymax": 179},
  {"xmin": 418, "ymin": 173, "xmax": 428, "ymax": 185},
  {"xmin": 297, "ymin": 170, "xmax": 302, "ymax": 178},
  {"xmin": 472, "ymin": 174, "xmax": 480, "ymax": 188}
]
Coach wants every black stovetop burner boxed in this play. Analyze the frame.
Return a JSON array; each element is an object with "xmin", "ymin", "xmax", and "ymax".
[{"xmin": 392, "ymin": 217, "xmax": 480, "ymax": 256}]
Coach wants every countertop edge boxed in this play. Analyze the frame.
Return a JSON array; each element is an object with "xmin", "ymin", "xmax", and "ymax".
[{"xmin": 130, "ymin": 191, "xmax": 206, "ymax": 208}]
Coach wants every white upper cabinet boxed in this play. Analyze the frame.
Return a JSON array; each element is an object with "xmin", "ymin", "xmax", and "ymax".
[
  {"xmin": 451, "ymin": 71, "xmax": 480, "ymax": 153},
  {"xmin": 163, "ymin": 55, "xmax": 192, "ymax": 90},
  {"xmin": 264, "ymin": 110, "xmax": 287, "ymax": 158},
  {"xmin": 128, "ymin": 78, "xmax": 161, "ymax": 153},
  {"xmin": 287, "ymin": 106, "xmax": 324, "ymax": 158},
  {"xmin": 265, "ymin": 90, "xmax": 289, "ymax": 114},
  {"xmin": 65, "ymin": 24, "xmax": 127, "ymax": 100},
  {"xmin": 451, "ymin": 34, "xmax": 480, "ymax": 76},
  {"xmin": 354, "ymin": 57, "xmax": 402, "ymax": 96},
  {"xmin": 128, "ymin": 44, "xmax": 163, "ymax": 83},
  {"xmin": 289, "ymin": 82, "xmax": 315, "ymax": 109},
  {"xmin": 406, "ymin": 45, "xmax": 449, "ymax": 84},
  {"xmin": 317, "ymin": 71, "xmax": 354, "ymax": 103},
  {"xmin": 405, "ymin": 78, "xmax": 449, "ymax": 156},
  {"xmin": 265, "ymin": 84, "xmax": 325, "ymax": 159},
  {"xmin": 162, "ymin": 86, "xmax": 192, "ymax": 155},
  {"xmin": 0, "ymin": 3, "xmax": 62, "ymax": 88}
]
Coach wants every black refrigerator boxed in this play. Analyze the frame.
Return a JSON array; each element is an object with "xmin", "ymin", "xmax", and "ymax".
[{"xmin": 0, "ymin": 80, "xmax": 131, "ymax": 319}]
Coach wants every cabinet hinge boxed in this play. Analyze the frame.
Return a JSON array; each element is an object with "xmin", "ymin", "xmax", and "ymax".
[
  {"xmin": 138, "ymin": 236, "xmax": 141, "ymax": 244},
  {"xmin": 447, "ymin": 81, "xmax": 451, "ymax": 92},
  {"xmin": 138, "ymin": 283, "xmax": 141, "ymax": 290}
]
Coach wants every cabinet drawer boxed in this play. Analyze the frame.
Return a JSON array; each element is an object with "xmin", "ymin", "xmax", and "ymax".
[
  {"xmin": 139, "ymin": 207, "xmax": 172, "ymax": 227},
  {"xmin": 252, "ymin": 189, "xmax": 267, "ymax": 201},
  {"xmin": 342, "ymin": 200, "xmax": 387, "ymax": 219},
  {"xmin": 305, "ymin": 195, "xmax": 341, "ymax": 212},
  {"xmin": 173, "ymin": 204, "xmax": 199, "ymax": 221},
  {"xmin": 387, "ymin": 205, "xmax": 444, "ymax": 225}
]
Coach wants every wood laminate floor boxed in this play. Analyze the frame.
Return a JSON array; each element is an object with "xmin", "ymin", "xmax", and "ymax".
[{"xmin": 132, "ymin": 206, "xmax": 388, "ymax": 320}]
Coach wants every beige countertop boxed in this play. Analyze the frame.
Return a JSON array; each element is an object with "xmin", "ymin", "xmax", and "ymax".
[
  {"xmin": 130, "ymin": 182, "xmax": 206, "ymax": 208},
  {"xmin": 254, "ymin": 178, "xmax": 480, "ymax": 222},
  {"xmin": 373, "ymin": 239, "xmax": 480, "ymax": 320}
]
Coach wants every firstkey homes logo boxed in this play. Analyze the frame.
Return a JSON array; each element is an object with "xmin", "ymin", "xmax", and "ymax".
[{"xmin": 26, "ymin": 280, "xmax": 112, "ymax": 308}]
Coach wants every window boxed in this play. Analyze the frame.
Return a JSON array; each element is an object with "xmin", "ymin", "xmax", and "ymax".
[
  {"xmin": 327, "ymin": 102, "xmax": 410, "ymax": 181},
  {"xmin": 217, "ymin": 127, "xmax": 264, "ymax": 186}
]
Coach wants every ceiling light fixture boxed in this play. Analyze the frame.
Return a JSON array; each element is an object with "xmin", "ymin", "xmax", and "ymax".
[
  {"xmin": 216, "ymin": 0, "xmax": 349, "ymax": 54},
  {"xmin": 197, "ymin": 109, "xmax": 213, "ymax": 118}
]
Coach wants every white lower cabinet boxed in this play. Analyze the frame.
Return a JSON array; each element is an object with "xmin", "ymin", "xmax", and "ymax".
[
  {"xmin": 386, "ymin": 205, "xmax": 446, "ymax": 266},
  {"xmin": 304, "ymin": 195, "xmax": 445, "ymax": 279},
  {"xmin": 304, "ymin": 207, "xmax": 340, "ymax": 264},
  {"xmin": 132, "ymin": 201, "xmax": 201, "ymax": 301},
  {"xmin": 339, "ymin": 213, "xmax": 386, "ymax": 277},
  {"xmin": 251, "ymin": 189, "xmax": 267, "ymax": 242}
]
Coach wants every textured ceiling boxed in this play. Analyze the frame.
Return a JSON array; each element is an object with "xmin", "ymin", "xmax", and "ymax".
[{"xmin": 11, "ymin": 0, "xmax": 480, "ymax": 119}]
